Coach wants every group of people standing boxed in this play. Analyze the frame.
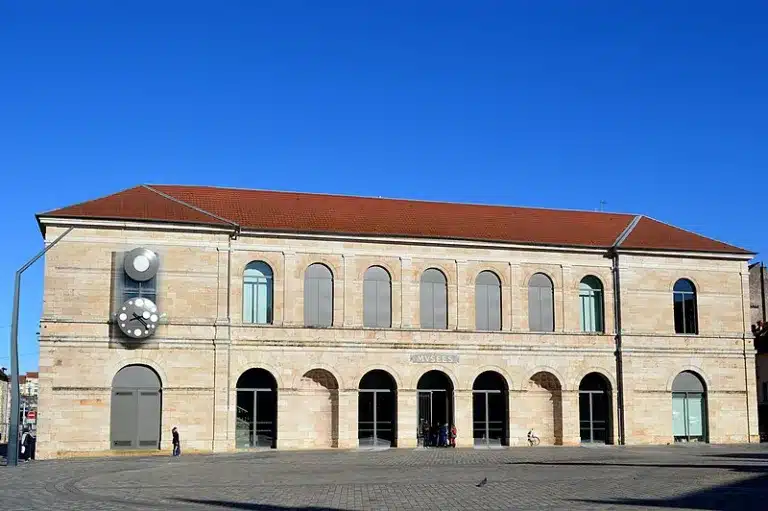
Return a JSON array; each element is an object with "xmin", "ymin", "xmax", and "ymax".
[{"xmin": 418, "ymin": 420, "xmax": 456, "ymax": 447}]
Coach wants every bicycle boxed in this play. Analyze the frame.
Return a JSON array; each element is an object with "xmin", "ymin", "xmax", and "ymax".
[{"xmin": 527, "ymin": 429, "xmax": 540, "ymax": 446}]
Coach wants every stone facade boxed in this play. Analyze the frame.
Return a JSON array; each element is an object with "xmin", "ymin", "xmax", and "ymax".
[
  {"xmin": 749, "ymin": 262, "xmax": 767, "ymax": 439},
  {"xmin": 35, "ymin": 222, "xmax": 759, "ymax": 458}
]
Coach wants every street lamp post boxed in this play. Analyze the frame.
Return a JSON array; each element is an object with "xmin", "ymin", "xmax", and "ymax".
[{"xmin": 7, "ymin": 226, "xmax": 73, "ymax": 466}]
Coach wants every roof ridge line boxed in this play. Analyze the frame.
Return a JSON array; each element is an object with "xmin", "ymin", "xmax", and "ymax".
[
  {"xmin": 613, "ymin": 215, "xmax": 643, "ymax": 248},
  {"xmin": 142, "ymin": 185, "xmax": 240, "ymax": 230},
  {"xmin": 147, "ymin": 183, "xmax": 634, "ymax": 217},
  {"xmin": 638, "ymin": 214, "xmax": 754, "ymax": 254}
]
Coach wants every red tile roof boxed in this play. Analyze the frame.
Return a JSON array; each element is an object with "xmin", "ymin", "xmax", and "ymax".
[{"xmin": 37, "ymin": 185, "xmax": 751, "ymax": 254}]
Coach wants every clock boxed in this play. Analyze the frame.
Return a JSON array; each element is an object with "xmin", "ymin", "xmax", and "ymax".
[
  {"xmin": 123, "ymin": 247, "xmax": 159, "ymax": 282},
  {"xmin": 115, "ymin": 297, "xmax": 160, "ymax": 339}
]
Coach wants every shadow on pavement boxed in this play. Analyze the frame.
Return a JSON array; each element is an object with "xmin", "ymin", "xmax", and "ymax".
[
  {"xmin": 571, "ymin": 472, "xmax": 768, "ymax": 510},
  {"xmin": 504, "ymin": 461, "xmax": 768, "ymax": 473},
  {"xmin": 174, "ymin": 499, "xmax": 344, "ymax": 510}
]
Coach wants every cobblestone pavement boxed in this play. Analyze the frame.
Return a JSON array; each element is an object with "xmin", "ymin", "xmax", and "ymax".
[{"xmin": 2, "ymin": 444, "xmax": 768, "ymax": 510}]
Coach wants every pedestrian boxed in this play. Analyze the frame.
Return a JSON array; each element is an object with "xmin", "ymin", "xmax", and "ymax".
[
  {"xmin": 172, "ymin": 426, "xmax": 181, "ymax": 456},
  {"xmin": 450, "ymin": 423, "xmax": 457, "ymax": 448},
  {"xmin": 20, "ymin": 429, "xmax": 32, "ymax": 462}
]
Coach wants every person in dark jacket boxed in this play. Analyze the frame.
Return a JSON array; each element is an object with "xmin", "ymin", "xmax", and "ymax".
[{"xmin": 172, "ymin": 426, "xmax": 181, "ymax": 456}]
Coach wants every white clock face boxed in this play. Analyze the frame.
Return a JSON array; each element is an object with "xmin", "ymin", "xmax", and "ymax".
[
  {"xmin": 115, "ymin": 298, "xmax": 160, "ymax": 339},
  {"xmin": 124, "ymin": 248, "xmax": 159, "ymax": 282}
]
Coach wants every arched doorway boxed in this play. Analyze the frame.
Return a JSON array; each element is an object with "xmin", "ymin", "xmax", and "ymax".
[
  {"xmin": 672, "ymin": 371, "xmax": 708, "ymax": 443},
  {"xmin": 472, "ymin": 371, "xmax": 508, "ymax": 447},
  {"xmin": 358, "ymin": 370, "xmax": 397, "ymax": 448},
  {"xmin": 579, "ymin": 373, "xmax": 612, "ymax": 444},
  {"xmin": 298, "ymin": 369, "xmax": 339, "ymax": 448},
  {"xmin": 236, "ymin": 368, "xmax": 277, "ymax": 448},
  {"xmin": 111, "ymin": 365, "xmax": 161, "ymax": 450},
  {"xmin": 527, "ymin": 371, "xmax": 563, "ymax": 445},
  {"xmin": 417, "ymin": 370, "xmax": 454, "ymax": 446}
]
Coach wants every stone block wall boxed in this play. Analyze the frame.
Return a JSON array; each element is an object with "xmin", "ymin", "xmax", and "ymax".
[{"xmin": 34, "ymin": 224, "xmax": 758, "ymax": 458}]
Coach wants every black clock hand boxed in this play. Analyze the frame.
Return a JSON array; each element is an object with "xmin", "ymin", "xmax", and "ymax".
[{"xmin": 132, "ymin": 313, "xmax": 148, "ymax": 328}]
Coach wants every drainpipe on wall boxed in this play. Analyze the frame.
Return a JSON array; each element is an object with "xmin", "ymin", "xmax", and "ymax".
[
  {"xmin": 608, "ymin": 214, "xmax": 641, "ymax": 447},
  {"xmin": 611, "ymin": 249, "xmax": 626, "ymax": 446}
]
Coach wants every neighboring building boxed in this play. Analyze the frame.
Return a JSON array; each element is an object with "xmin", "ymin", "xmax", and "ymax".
[
  {"xmin": 34, "ymin": 185, "xmax": 759, "ymax": 458},
  {"xmin": 749, "ymin": 262, "xmax": 768, "ymax": 440},
  {"xmin": 0, "ymin": 368, "xmax": 9, "ymax": 443},
  {"xmin": 20, "ymin": 372, "xmax": 39, "ymax": 430}
]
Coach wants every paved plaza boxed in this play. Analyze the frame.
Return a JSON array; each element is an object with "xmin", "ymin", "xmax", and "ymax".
[{"xmin": 2, "ymin": 445, "xmax": 768, "ymax": 510}]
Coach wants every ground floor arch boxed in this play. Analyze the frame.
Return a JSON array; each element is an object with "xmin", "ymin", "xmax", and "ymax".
[
  {"xmin": 110, "ymin": 364, "xmax": 162, "ymax": 450},
  {"xmin": 579, "ymin": 372, "xmax": 612, "ymax": 444},
  {"xmin": 236, "ymin": 368, "xmax": 278, "ymax": 448},
  {"xmin": 298, "ymin": 369, "xmax": 340, "ymax": 448},
  {"xmin": 417, "ymin": 370, "xmax": 454, "ymax": 447},
  {"xmin": 672, "ymin": 371, "xmax": 708, "ymax": 443},
  {"xmin": 358, "ymin": 370, "xmax": 398, "ymax": 448},
  {"xmin": 472, "ymin": 371, "xmax": 509, "ymax": 447},
  {"xmin": 526, "ymin": 371, "xmax": 563, "ymax": 445}
]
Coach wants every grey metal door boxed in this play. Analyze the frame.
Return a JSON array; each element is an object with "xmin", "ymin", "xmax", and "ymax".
[
  {"xmin": 137, "ymin": 390, "xmax": 161, "ymax": 448},
  {"xmin": 111, "ymin": 365, "xmax": 162, "ymax": 450},
  {"xmin": 111, "ymin": 388, "xmax": 161, "ymax": 449},
  {"xmin": 111, "ymin": 389, "xmax": 139, "ymax": 448}
]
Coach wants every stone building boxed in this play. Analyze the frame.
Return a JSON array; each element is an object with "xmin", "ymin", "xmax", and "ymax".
[
  {"xmin": 0, "ymin": 368, "xmax": 9, "ymax": 443},
  {"xmin": 749, "ymin": 262, "xmax": 767, "ymax": 440},
  {"xmin": 34, "ymin": 185, "xmax": 759, "ymax": 458}
]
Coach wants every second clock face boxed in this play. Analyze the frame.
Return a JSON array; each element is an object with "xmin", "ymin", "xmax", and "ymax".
[{"xmin": 115, "ymin": 297, "xmax": 160, "ymax": 339}]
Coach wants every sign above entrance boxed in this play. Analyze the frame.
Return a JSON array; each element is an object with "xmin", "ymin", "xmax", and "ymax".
[{"xmin": 409, "ymin": 353, "xmax": 459, "ymax": 364}]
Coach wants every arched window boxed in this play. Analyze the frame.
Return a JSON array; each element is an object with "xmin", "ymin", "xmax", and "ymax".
[
  {"xmin": 243, "ymin": 261, "xmax": 273, "ymax": 324},
  {"xmin": 304, "ymin": 263, "xmax": 333, "ymax": 327},
  {"xmin": 476, "ymin": 271, "xmax": 501, "ymax": 331},
  {"xmin": 528, "ymin": 273, "xmax": 554, "ymax": 332},
  {"xmin": 420, "ymin": 268, "xmax": 447, "ymax": 329},
  {"xmin": 363, "ymin": 266, "xmax": 392, "ymax": 328},
  {"xmin": 673, "ymin": 279, "xmax": 698, "ymax": 334},
  {"xmin": 579, "ymin": 276, "xmax": 604, "ymax": 333},
  {"xmin": 672, "ymin": 371, "xmax": 707, "ymax": 442}
]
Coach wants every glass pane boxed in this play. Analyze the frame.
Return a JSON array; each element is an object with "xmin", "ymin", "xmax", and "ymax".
[
  {"xmin": 488, "ymin": 285, "xmax": 501, "ymax": 331},
  {"xmin": 374, "ymin": 391, "xmax": 393, "ymax": 443},
  {"xmin": 672, "ymin": 393, "xmax": 687, "ymax": 437},
  {"xmin": 487, "ymin": 391, "xmax": 505, "ymax": 441},
  {"xmin": 594, "ymin": 291, "xmax": 603, "ymax": 332},
  {"xmin": 579, "ymin": 392, "xmax": 591, "ymax": 441},
  {"xmin": 256, "ymin": 282, "xmax": 268, "ymax": 324},
  {"xmin": 420, "ymin": 281, "xmax": 434, "ymax": 328},
  {"xmin": 243, "ymin": 283, "xmax": 254, "ymax": 323},
  {"xmin": 358, "ymin": 392, "xmax": 375, "ymax": 441},
  {"xmin": 318, "ymin": 278, "xmax": 333, "ymax": 326},
  {"xmin": 683, "ymin": 295, "xmax": 697, "ymax": 334},
  {"xmin": 541, "ymin": 287, "xmax": 554, "ymax": 332},
  {"xmin": 377, "ymin": 280, "xmax": 391, "ymax": 328},
  {"xmin": 687, "ymin": 394, "xmax": 704, "ymax": 437},
  {"xmin": 363, "ymin": 279, "xmax": 377, "ymax": 327},
  {"xmin": 528, "ymin": 287, "xmax": 541, "ymax": 332},
  {"xmin": 476, "ymin": 285, "xmax": 488, "ymax": 330},
  {"xmin": 673, "ymin": 293, "xmax": 685, "ymax": 333},
  {"xmin": 433, "ymin": 283, "xmax": 447, "ymax": 329},
  {"xmin": 473, "ymin": 392, "xmax": 485, "ymax": 439},
  {"xmin": 591, "ymin": 392, "xmax": 608, "ymax": 443},
  {"xmin": 255, "ymin": 390, "xmax": 276, "ymax": 447}
]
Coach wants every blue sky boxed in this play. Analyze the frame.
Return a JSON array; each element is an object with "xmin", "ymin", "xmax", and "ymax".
[{"xmin": 2, "ymin": 1, "xmax": 766, "ymax": 372}]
